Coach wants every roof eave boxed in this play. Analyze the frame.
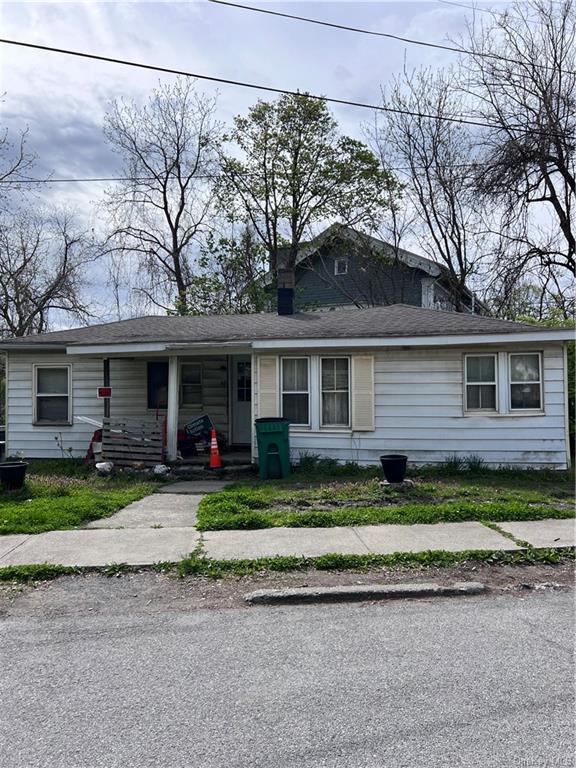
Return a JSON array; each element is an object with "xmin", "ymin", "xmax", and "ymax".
[
  {"xmin": 253, "ymin": 329, "xmax": 573, "ymax": 350},
  {"xmin": 0, "ymin": 344, "xmax": 68, "ymax": 352}
]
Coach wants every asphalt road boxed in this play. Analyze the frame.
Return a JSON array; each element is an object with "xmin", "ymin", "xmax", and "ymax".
[{"xmin": 1, "ymin": 589, "xmax": 574, "ymax": 768}]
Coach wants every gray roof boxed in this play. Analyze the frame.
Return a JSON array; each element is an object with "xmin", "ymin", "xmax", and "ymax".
[{"xmin": 0, "ymin": 305, "xmax": 555, "ymax": 348}]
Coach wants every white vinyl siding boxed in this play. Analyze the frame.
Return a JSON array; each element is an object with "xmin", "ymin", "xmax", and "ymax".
[
  {"xmin": 180, "ymin": 362, "xmax": 202, "ymax": 406},
  {"xmin": 7, "ymin": 354, "xmax": 101, "ymax": 458},
  {"xmin": 5, "ymin": 343, "xmax": 569, "ymax": 469},
  {"xmin": 253, "ymin": 344, "xmax": 568, "ymax": 468},
  {"xmin": 5, "ymin": 353, "xmax": 230, "ymax": 459}
]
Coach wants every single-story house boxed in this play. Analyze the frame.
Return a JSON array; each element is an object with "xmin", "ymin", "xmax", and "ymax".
[{"xmin": 0, "ymin": 304, "xmax": 572, "ymax": 468}]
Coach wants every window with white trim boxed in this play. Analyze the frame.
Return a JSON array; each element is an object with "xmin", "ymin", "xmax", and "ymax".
[
  {"xmin": 465, "ymin": 355, "xmax": 497, "ymax": 411},
  {"xmin": 180, "ymin": 363, "xmax": 202, "ymax": 406},
  {"xmin": 334, "ymin": 257, "xmax": 348, "ymax": 276},
  {"xmin": 321, "ymin": 357, "xmax": 350, "ymax": 426},
  {"xmin": 509, "ymin": 353, "xmax": 542, "ymax": 410},
  {"xmin": 34, "ymin": 366, "xmax": 71, "ymax": 424},
  {"xmin": 281, "ymin": 357, "xmax": 309, "ymax": 425}
]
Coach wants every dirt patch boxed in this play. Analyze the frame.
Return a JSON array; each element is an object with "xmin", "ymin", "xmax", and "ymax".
[{"xmin": 0, "ymin": 561, "xmax": 573, "ymax": 619}]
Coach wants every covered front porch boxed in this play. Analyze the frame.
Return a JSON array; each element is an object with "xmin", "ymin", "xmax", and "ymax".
[{"xmin": 85, "ymin": 344, "xmax": 255, "ymax": 465}]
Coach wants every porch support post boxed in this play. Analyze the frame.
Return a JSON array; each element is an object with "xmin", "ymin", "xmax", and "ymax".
[
  {"xmin": 166, "ymin": 356, "xmax": 179, "ymax": 462},
  {"xmin": 103, "ymin": 358, "xmax": 110, "ymax": 419}
]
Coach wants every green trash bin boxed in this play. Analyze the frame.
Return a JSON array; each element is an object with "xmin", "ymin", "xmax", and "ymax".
[{"xmin": 255, "ymin": 418, "xmax": 291, "ymax": 480}]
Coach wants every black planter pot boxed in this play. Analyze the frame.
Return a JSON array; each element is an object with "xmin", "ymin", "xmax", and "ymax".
[
  {"xmin": 0, "ymin": 462, "xmax": 28, "ymax": 490},
  {"xmin": 380, "ymin": 454, "xmax": 408, "ymax": 484}
]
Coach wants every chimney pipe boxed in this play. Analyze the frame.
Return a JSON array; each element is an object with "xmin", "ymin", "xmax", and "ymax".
[{"xmin": 277, "ymin": 269, "xmax": 295, "ymax": 315}]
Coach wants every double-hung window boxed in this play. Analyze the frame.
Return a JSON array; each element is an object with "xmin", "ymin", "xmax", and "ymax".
[
  {"xmin": 321, "ymin": 358, "xmax": 350, "ymax": 427},
  {"xmin": 281, "ymin": 358, "xmax": 309, "ymax": 426},
  {"xmin": 34, "ymin": 366, "xmax": 71, "ymax": 424},
  {"xmin": 509, "ymin": 353, "xmax": 542, "ymax": 410},
  {"xmin": 465, "ymin": 355, "xmax": 497, "ymax": 411}
]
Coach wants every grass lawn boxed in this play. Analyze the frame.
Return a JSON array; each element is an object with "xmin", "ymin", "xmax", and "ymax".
[
  {"xmin": 196, "ymin": 464, "xmax": 575, "ymax": 531},
  {"xmin": 0, "ymin": 459, "xmax": 157, "ymax": 535}
]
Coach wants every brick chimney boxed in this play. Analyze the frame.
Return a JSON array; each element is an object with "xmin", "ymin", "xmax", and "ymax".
[{"xmin": 277, "ymin": 269, "xmax": 295, "ymax": 315}]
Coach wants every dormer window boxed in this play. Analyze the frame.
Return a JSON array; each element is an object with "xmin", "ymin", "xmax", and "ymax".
[{"xmin": 334, "ymin": 257, "xmax": 348, "ymax": 276}]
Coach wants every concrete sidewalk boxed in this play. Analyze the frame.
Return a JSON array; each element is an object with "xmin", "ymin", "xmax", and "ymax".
[
  {"xmin": 0, "ymin": 518, "xmax": 573, "ymax": 569},
  {"xmin": 202, "ymin": 519, "xmax": 575, "ymax": 560}
]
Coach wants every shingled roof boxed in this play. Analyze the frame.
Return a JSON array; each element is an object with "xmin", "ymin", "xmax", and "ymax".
[{"xmin": 0, "ymin": 305, "xmax": 558, "ymax": 349}]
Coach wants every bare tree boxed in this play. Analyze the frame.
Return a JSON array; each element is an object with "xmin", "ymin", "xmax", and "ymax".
[
  {"xmin": 464, "ymin": 0, "xmax": 575, "ymax": 277},
  {"xmin": 103, "ymin": 78, "xmax": 221, "ymax": 314},
  {"xmin": 373, "ymin": 67, "xmax": 493, "ymax": 311},
  {"xmin": 0, "ymin": 124, "xmax": 35, "ymax": 211},
  {"xmin": 0, "ymin": 210, "xmax": 94, "ymax": 337}
]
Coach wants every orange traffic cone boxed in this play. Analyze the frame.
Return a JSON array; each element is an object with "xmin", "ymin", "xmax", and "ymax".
[{"xmin": 209, "ymin": 428, "xmax": 222, "ymax": 469}]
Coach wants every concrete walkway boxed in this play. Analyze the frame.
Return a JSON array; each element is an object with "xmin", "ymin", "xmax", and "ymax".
[
  {"xmin": 0, "ymin": 479, "xmax": 573, "ymax": 568},
  {"xmin": 0, "ymin": 516, "xmax": 572, "ymax": 569}
]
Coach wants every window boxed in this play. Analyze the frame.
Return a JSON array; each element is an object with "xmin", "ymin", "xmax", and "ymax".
[
  {"xmin": 281, "ymin": 358, "xmax": 309, "ymax": 425},
  {"xmin": 334, "ymin": 257, "xmax": 348, "ymax": 276},
  {"xmin": 321, "ymin": 358, "xmax": 350, "ymax": 426},
  {"xmin": 236, "ymin": 361, "xmax": 251, "ymax": 402},
  {"xmin": 34, "ymin": 366, "xmax": 70, "ymax": 424},
  {"xmin": 147, "ymin": 361, "xmax": 168, "ymax": 409},
  {"xmin": 509, "ymin": 353, "xmax": 542, "ymax": 410},
  {"xmin": 465, "ymin": 355, "xmax": 497, "ymax": 411},
  {"xmin": 180, "ymin": 363, "xmax": 202, "ymax": 406}
]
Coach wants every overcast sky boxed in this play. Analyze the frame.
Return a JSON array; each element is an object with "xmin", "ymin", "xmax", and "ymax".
[
  {"xmin": 0, "ymin": 0, "xmax": 520, "ymax": 213},
  {"xmin": 1, "ymin": 0, "xmax": 523, "ymax": 321}
]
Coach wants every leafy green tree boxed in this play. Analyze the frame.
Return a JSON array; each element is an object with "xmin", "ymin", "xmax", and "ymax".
[
  {"xmin": 219, "ymin": 94, "xmax": 400, "ymax": 279},
  {"xmin": 171, "ymin": 224, "xmax": 270, "ymax": 315}
]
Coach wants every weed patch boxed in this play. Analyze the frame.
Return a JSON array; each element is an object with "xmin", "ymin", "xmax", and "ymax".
[
  {"xmin": 0, "ymin": 477, "xmax": 155, "ymax": 535},
  {"xmin": 0, "ymin": 564, "xmax": 79, "ymax": 582},
  {"xmin": 197, "ymin": 493, "xmax": 574, "ymax": 531},
  {"xmin": 196, "ymin": 467, "xmax": 574, "ymax": 531},
  {"xmin": 176, "ymin": 547, "xmax": 575, "ymax": 579}
]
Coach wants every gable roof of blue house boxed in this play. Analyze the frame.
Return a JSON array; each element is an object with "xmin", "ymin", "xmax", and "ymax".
[{"xmin": 272, "ymin": 223, "xmax": 486, "ymax": 314}]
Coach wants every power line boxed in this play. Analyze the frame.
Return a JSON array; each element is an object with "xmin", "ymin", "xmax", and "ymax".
[
  {"xmin": 209, "ymin": 0, "xmax": 573, "ymax": 74},
  {"xmin": 438, "ymin": 0, "xmax": 510, "ymax": 15},
  {"xmin": 0, "ymin": 161, "xmax": 491, "ymax": 186},
  {"xmin": 0, "ymin": 37, "xmax": 510, "ymax": 130},
  {"xmin": 0, "ymin": 176, "xmax": 218, "ymax": 184},
  {"xmin": 436, "ymin": 0, "xmax": 543, "ymax": 24}
]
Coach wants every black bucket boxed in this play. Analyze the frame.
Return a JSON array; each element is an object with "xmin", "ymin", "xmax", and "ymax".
[
  {"xmin": 0, "ymin": 462, "xmax": 28, "ymax": 490},
  {"xmin": 380, "ymin": 454, "xmax": 408, "ymax": 484}
]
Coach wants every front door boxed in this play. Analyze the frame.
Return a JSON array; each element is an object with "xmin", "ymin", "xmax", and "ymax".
[{"xmin": 231, "ymin": 356, "xmax": 252, "ymax": 445}]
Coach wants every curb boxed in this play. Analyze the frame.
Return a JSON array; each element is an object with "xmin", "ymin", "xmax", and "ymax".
[{"xmin": 244, "ymin": 581, "xmax": 487, "ymax": 605}]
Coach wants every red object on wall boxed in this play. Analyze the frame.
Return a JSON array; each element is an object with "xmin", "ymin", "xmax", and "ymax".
[{"xmin": 97, "ymin": 387, "xmax": 112, "ymax": 399}]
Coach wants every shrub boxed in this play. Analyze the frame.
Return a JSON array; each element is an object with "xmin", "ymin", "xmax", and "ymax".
[
  {"xmin": 439, "ymin": 454, "xmax": 465, "ymax": 472},
  {"xmin": 465, "ymin": 454, "xmax": 487, "ymax": 473}
]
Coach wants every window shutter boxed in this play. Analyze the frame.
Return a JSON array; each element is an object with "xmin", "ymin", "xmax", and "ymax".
[
  {"xmin": 351, "ymin": 355, "xmax": 375, "ymax": 431},
  {"xmin": 258, "ymin": 356, "xmax": 279, "ymax": 418}
]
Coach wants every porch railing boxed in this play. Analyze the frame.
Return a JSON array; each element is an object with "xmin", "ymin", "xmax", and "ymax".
[{"xmin": 101, "ymin": 417, "xmax": 166, "ymax": 467}]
